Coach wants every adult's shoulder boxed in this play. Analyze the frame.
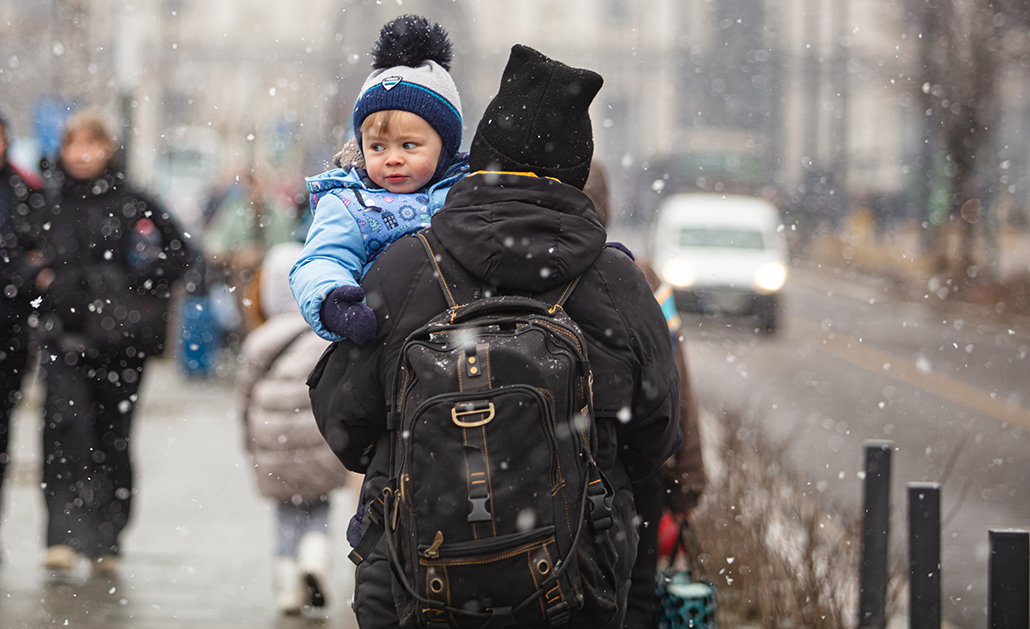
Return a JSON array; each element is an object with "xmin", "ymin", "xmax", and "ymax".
[
  {"xmin": 589, "ymin": 244, "xmax": 649, "ymax": 287},
  {"xmin": 240, "ymin": 314, "xmax": 310, "ymax": 366},
  {"xmin": 566, "ymin": 244, "xmax": 659, "ymax": 342}
]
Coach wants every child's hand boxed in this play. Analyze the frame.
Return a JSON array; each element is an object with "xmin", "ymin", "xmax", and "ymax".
[{"xmin": 321, "ymin": 285, "xmax": 377, "ymax": 345}]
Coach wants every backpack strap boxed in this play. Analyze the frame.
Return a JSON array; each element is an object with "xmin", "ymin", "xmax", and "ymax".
[
  {"xmin": 416, "ymin": 229, "xmax": 579, "ymax": 309},
  {"xmin": 416, "ymin": 228, "xmax": 491, "ymax": 307},
  {"xmin": 347, "ymin": 488, "xmax": 387, "ymax": 565}
]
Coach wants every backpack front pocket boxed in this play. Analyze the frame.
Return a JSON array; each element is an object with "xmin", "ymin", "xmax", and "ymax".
[
  {"xmin": 405, "ymin": 386, "xmax": 560, "ymax": 535},
  {"xmin": 418, "ymin": 526, "xmax": 562, "ymax": 627}
]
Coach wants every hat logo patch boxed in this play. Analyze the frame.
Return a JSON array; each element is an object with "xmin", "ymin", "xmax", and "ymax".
[{"xmin": 381, "ymin": 76, "xmax": 402, "ymax": 90}]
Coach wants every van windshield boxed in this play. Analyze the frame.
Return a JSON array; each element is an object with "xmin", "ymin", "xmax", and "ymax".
[{"xmin": 678, "ymin": 228, "xmax": 766, "ymax": 250}]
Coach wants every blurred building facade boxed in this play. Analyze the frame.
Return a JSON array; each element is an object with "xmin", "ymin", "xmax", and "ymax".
[{"xmin": 1, "ymin": 0, "xmax": 1027, "ymax": 234}]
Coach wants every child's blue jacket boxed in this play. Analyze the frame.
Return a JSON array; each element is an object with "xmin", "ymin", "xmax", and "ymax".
[{"xmin": 289, "ymin": 157, "xmax": 468, "ymax": 341}]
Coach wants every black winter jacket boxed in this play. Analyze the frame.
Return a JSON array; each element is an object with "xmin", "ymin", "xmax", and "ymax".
[
  {"xmin": 36, "ymin": 169, "xmax": 193, "ymax": 354},
  {"xmin": 0, "ymin": 163, "xmax": 45, "ymax": 324},
  {"xmin": 312, "ymin": 173, "xmax": 681, "ymax": 516}
]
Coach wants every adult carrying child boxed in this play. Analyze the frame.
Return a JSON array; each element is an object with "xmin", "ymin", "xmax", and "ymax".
[{"xmin": 310, "ymin": 44, "xmax": 681, "ymax": 629}]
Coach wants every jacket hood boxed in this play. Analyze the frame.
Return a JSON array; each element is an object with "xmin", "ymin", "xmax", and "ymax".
[{"xmin": 432, "ymin": 173, "xmax": 606, "ymax": 291}]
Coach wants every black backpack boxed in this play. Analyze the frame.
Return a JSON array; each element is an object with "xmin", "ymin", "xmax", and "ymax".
[{"xmin": 351, "ymin": 229, "xmax": 621, "ymax": 629}]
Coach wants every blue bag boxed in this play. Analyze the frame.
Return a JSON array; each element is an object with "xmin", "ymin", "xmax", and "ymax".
[{"xmin": 178, "ymin": 294, "xmax": 221, "ymax": 378}]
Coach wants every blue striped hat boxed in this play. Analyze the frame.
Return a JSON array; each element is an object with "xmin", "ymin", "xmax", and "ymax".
[{"xmin": 352, "ymin": 59, "xmax": 463, "ymax": 182}]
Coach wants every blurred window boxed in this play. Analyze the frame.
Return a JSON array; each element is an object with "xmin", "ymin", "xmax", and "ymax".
[
  {"xmin": 680, "ymin": 0, "xmax": 772, "ymax": 131},
  {"xmin": 678, "ymin": 228, "xmax": 765, "ymax": 250}
]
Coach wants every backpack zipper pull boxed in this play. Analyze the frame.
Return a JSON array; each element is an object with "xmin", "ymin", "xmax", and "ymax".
[{"xmin": 425, "ymin": 531, "xmax": 444, "ymax": 559}]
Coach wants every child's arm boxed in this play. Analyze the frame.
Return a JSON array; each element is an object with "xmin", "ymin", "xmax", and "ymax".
[{"xmin": 289, "ymin": 194, "xmax": 368, "ymax": 341}]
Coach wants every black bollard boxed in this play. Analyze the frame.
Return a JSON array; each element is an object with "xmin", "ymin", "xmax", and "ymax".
[
  {"xmin": 859, "ymin": 441, "xmax": 892, "ymax": 629},
  {"xmin": 988, "ymin": 529, "xmax": 1029, "ymax": 629},
  {"xmin": 908, "ymin": 483, "xmax": 940, "ymax": 629}
]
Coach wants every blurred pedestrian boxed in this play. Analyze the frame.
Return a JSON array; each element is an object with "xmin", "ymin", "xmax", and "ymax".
[
  {"xmin": 33, "ymin": 109, "xmax": 193, "ymax": 576},
  {"xmin": 237, "ymin": 242, "xmax": 354, "ymax": 614},
  {"xmin": 0, "ymin": 110, "xmax": 47, "ymax": 544},
  {"xmin": 202, "ymin": 170, "xmax": 298, "ymax": 336},
  {"xmin": 582, "ymin": 160, "xmax": 707, "ymax": 628}
]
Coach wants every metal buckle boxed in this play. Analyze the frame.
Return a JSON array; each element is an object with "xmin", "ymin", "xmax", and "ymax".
[{"xmin": 451, "ymin": 402, "xmax": 495, "ymax": 428}]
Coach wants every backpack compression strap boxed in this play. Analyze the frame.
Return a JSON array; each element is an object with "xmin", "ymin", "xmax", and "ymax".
[{"xmin": 416, "ymin": 229, "xmax": 578, "ymax": 309}]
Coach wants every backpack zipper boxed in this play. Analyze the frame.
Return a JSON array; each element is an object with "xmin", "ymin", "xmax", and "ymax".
[{"xmin": 418, "ymin": 526, "xmax": 555, "ymax": 562}]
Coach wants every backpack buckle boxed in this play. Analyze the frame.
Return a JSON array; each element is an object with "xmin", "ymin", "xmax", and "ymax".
[
  {"xmin": 468, "ymin": 497, "xmax": 492, "ymax": 522},
  {"xmin": 586, "ymin": 477, "xmax": 612, "ymax": 532},
  {"xmin": 546, "ymin": 601, "xmax": 570, "ymax": 627},
  {"xmin": 347, "ymin": 496, "xmax": 387, "ymax": 566},
  {"xmin": 452, "ymin": 401, "xmax": 495, "ymax": 428}
]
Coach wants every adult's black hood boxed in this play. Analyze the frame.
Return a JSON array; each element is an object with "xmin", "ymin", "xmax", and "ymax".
[{"xmin": 431, "ymin": 173, "xmax": 606, "ymax": 292}]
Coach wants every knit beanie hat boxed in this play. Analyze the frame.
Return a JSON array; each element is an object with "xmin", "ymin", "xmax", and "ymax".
[
  {"xmin": 352, "ymin": 15, "xmax": 463, "ymax": 183},
  {"xmin": 469, "ymin": 45, "xmax": 603, "ymax": 190}
]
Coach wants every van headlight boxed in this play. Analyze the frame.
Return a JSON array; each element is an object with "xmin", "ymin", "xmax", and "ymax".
[
  {"xmin": 662, "ymin": 259, "xmax": 695, "ymax": 288},
  {"xmin": 754, "ymin": 262, "xmax": 787, "ymax": 293}
]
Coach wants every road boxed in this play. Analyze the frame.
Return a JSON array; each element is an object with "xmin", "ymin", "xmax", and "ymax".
[
  {"xmin": 0, "ymin": 357, "xmax": 360, "ymax": 629},
  {"xmin": 684, "ymin": 263, "xmax": 1030, "ymax": 628}
]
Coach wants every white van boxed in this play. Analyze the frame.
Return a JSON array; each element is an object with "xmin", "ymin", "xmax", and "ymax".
[{"xmin": 650, "ymin": 193, "xmax": 788, "ymax": 333}]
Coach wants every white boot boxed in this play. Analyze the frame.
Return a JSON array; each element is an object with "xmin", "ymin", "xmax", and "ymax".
[
  {"xmin": 297, "ymin": 532, "xmax": 331, "ymax": 608},
  {"xmin": 275, "ymin": 557, "xmax": 304, "ymax": 615}
]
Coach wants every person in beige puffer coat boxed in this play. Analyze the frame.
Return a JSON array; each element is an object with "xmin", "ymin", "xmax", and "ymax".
[{"xmin": 237, "ymin": 242, "xmax": 355, "ymax": 615}]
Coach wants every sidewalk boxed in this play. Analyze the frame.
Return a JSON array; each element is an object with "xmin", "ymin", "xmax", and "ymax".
[{"xmin": 0, "ymin": 356, "xmax": 359, "ymax": 629}]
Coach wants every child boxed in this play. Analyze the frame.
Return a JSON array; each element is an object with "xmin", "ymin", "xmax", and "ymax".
[
  {"xmin": 290, "ymin": 15, "xmax": 467, "ymax": 344},
  {"xmin": 238, "ymin": 242, "xmax": 355, "ymax": 614}
]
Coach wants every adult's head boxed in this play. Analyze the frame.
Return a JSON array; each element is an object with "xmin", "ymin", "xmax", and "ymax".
[
  {"xmin": 469, "ymin": 44, "xmax": 603, "ymax": 190},
  {"xmin": 352, "ymin": 15, "xmax": 463, "ymax": 185},
  {"xmin": 60, "ymin": 109, "xmax": 117, "ymax": 181}
]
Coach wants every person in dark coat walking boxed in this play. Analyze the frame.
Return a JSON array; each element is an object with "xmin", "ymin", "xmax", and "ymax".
[
  {"xmin": 310, "ymin": 45, "xmax": 681, "ymax": 628},
  {"xmin": 582, "ymin": 160, "xmax": 708, "ymax": 628},
  {"xmin": 32, "ymin": 109, "xmax": 192, "ymax": 576},
  {"xmin": 0, "ymin": 110, "xmax": 47, "ymax": 533}
]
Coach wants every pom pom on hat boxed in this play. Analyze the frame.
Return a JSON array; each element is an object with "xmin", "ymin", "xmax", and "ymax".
[
  {"xmin": 469, "ymin": 45, "xmax": 603, "ymax": 190},
  {"xmin": 371, "ymin": 15, "xmax": 453, "ymax": 71},
  {"xmin": 353, "ymin": 15, "xmax": 463, "ymax": 183}
]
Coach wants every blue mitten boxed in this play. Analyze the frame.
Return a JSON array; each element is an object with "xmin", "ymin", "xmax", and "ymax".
[{"xmin": 320, "ymin": 285, "xmax": 377, "ymax": 345}]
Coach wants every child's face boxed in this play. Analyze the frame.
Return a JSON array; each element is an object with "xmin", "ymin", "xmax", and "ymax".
[{"xmin": 362, "ymin": 111, "xmax": 443, "ymax": 194}]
